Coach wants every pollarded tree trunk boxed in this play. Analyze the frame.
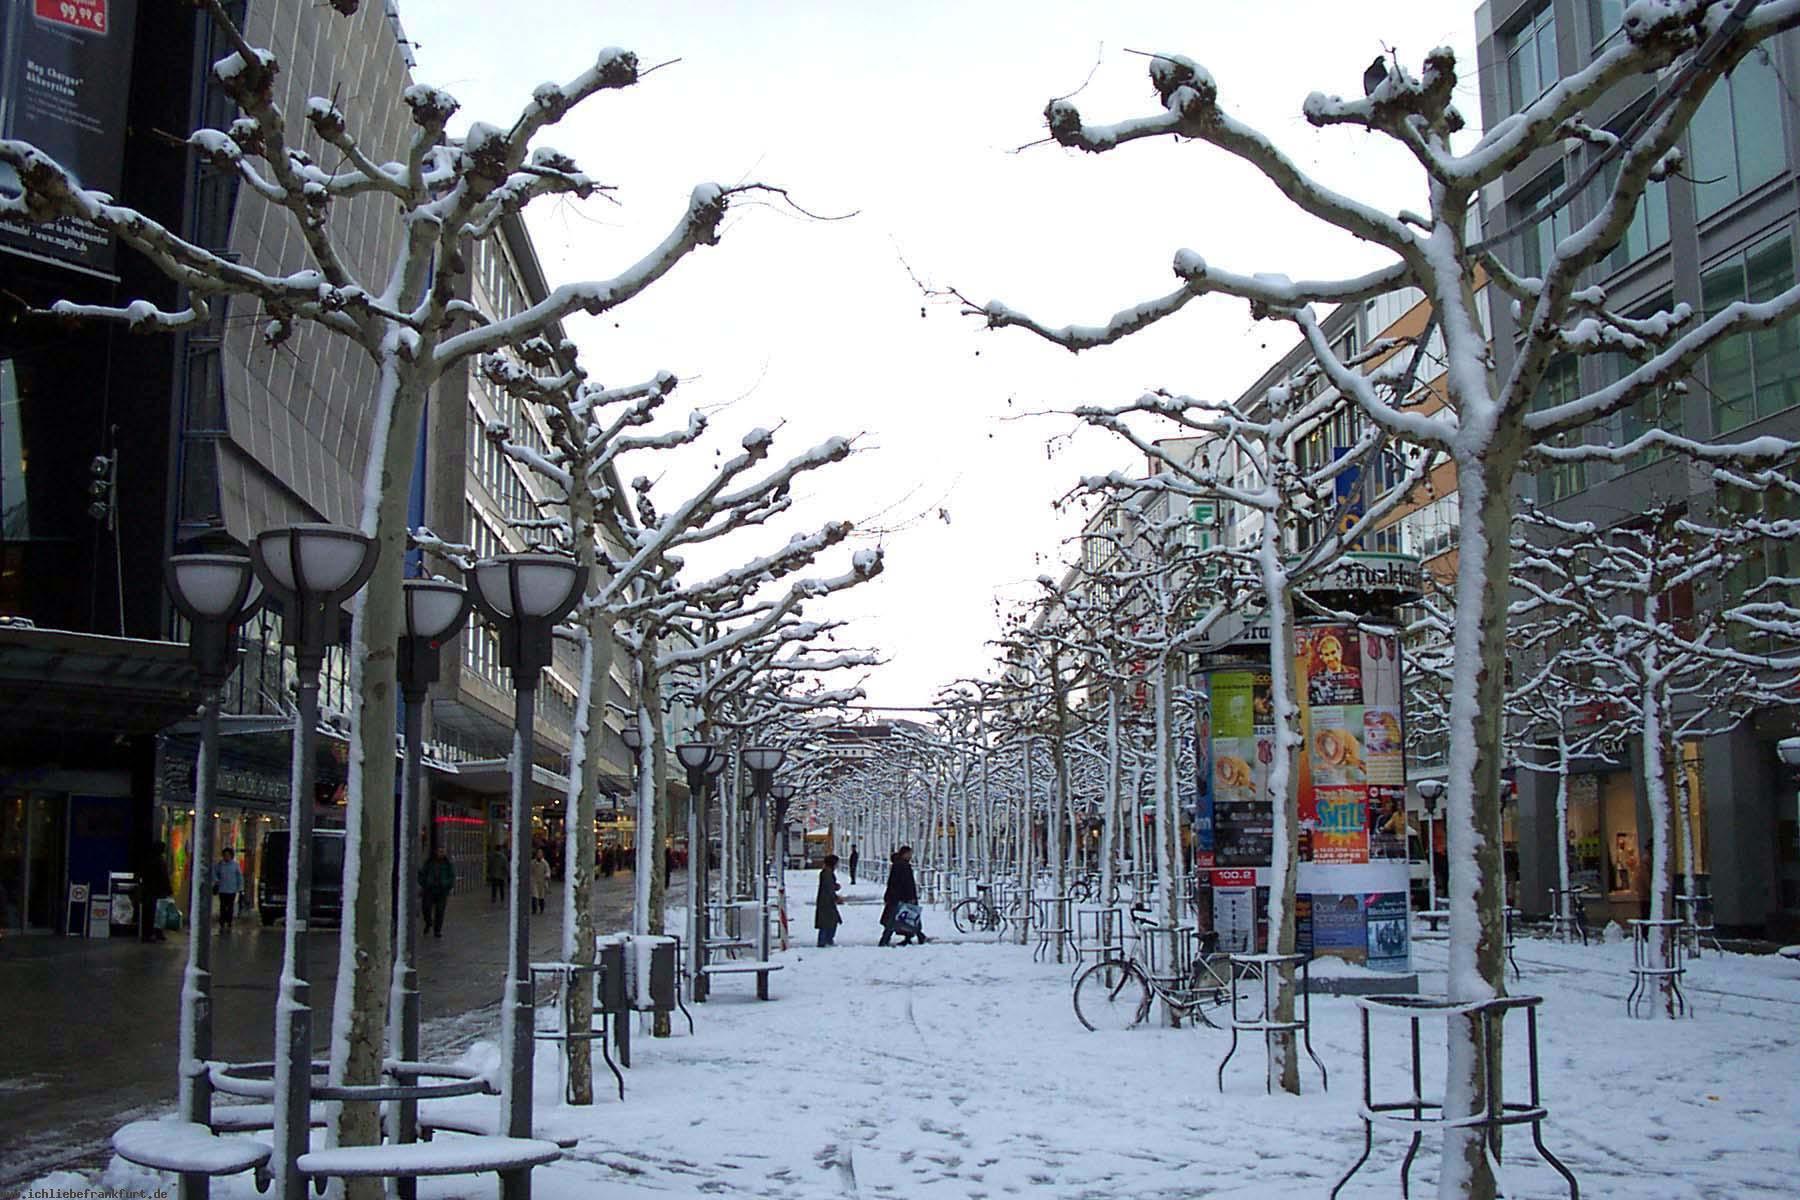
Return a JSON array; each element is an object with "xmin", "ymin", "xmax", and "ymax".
[
  {"xmin": 1261, "ymin": 559, "xmax": 1303, "ymax": 1095},
  {"xmin": 333, "ymin": 362, "xmax": 427, "ymax": 1192},
  {"xmin": 1442, "ymin": 447, "xmax": 1519, "ymax": 1200},
  {"xmin": 563, "ymin": 599, "xmax": 615, "ymax": 1102}
]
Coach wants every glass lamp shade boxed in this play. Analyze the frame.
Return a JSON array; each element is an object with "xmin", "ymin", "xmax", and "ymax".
[
  {"xmin": 167, "ymin": 554, "xmax": 263, "ymax": 622},
  {"xmin": 770, "ymin": 781, "xmax": 797, "ymax": 801},
  {"xmin": 1779, "ymin": 737, "xmax": 1800, "ymax": 767},
  {"xmin": 403, "ymin": 579, "xmax": 469, "ymax": 641},
  {"xmin": 252, "ymin": 524, "xmax": 376, "ymax": 598},
  {"xmin": 620, "ymin": 724, "xmax": 643, "ymax": 751},
  {"xmin": 676, "ymin": 741, "xmax": 716, "ymax": 771},
  {"xmin": 743, "ymin": 745, "xmax": 786, "ymax": 774},
  {"xmin": 1417, "ymin": 779, "xmax": 1445, "ymax": 814},
  {"xmin": 472, "ymin": 554, "xmax": 584, "ymax": 620},
  {"xmin": 705, "ymin": 752, "xmax": 728, "ymax": 776}
]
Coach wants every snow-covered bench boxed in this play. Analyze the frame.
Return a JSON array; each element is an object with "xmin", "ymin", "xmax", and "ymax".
[
  {"xmin": 1779, "ymin": 944, "xmax": 1800, "ymax": 962},
  {"xmin": 208, "ymin": 1102, "xmax": 332, "ymax": 1134},
  {"xmin": 112, "ymin": 1119, "xmax": 272, "ymax": 1190},
  {"xmin": 413, "ymin": 1101, "xmax": 579, "ymax": 1149},
  {"xmin": 295, "ymin": 1134, "xmax": 561, "ymax": 1192}
]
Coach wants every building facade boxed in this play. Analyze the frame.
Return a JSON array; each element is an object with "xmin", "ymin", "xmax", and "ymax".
[{"xmin": 1476, "ymin": 0, "xmax": 1800, "ymax": 936}]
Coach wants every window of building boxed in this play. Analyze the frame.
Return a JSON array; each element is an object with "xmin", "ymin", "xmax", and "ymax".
[
  {"xmin": 1517, "ymin": 168, "xmax": 1572, "ymax": 280},
  {"xmin": 1598, "ymin": 292, "xmax": 1679, "ymax": 471},
  {"xmin": 1588, "ymin": 0, "xmax": 1625, "ymax": 52},
  {"xmin": 1399, "ymin": 489, "xmax": 1460, "ymax": 560},
  {"xmin": 1704, "ymin": 231, "xmax": 1800, "ymax": 433},
  {"xmin": 0, "ymin": 360, "xmax": 27, "ymax": 540},
  {"xmin": 1690, "ymin": 47, "xmax": 1785, "ymax": 221},
  {"xmin": 1718, "ymin": 468, "xmax": 1800, "ymax": 611},
  {"xmin": 1589, "ymin": 152, "xmax": 1670, "ymax": 277},
  {"xmin": 1506, "ymin": 3, "xmax": 1560, "ymax": 113},
  {"xmin": 1529, "ymin": 355, "xmax": 1587, "ymax": 501}
]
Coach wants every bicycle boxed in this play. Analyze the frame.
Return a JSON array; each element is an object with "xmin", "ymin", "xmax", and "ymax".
[
  {"xmin": 1072, "ymin": 915, "xmax": 1239, "ymax": 1032},
  {"xmin": 949, "ymin": 884, "xmax": 1008, "ymax": 935}
]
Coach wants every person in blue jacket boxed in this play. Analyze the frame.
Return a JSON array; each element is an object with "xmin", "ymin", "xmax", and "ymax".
[{"xmin": 211, "ymin": 847, "xmax": 244, "ymax": 931}]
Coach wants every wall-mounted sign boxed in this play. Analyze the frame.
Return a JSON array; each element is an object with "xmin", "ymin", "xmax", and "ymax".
[{"xmin": 0, "ymin": 0, "xmax": 139, "ymax": 277}]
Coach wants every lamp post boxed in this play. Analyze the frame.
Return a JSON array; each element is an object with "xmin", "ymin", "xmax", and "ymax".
[
  {"xmin": 743, "ymin": 746, "xmax": 786, "ymax": 997},
  {"xmin": 250, "ymin": 524, "xmax": 376, "ymax": 1200},
  {"xmin": 1417, "ymin": 779, "xmax": 1445, "ymax": 914},
  {"xmin": 165, "ymin": 553, "xmax": 263, "ymax": 1200},
  {"xmin": 469, "ymin": 553, "xmax": 586, "ymax": 1171},
  {"xmin": 676, "ymin": 741, "xmax": 717, "ymax": 999},
  {"xmin": 391, "ymin": 578, "xmax": 469, "ymax": 1188}
]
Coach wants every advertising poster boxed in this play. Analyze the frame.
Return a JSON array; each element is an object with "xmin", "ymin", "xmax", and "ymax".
[
  {"xmin": 1365, "ymin": 892, "xmax": 1409, "ymax": 969},
  {"xmin": 1366, "ymin": 784, "xmax": 1407, "ymax": 861},
  {"xmin": 1210, "ymin": 668, "xmax": 1274, "ymax": 867},
  {"xmin": 1309, "ymin": 892, "xmax": 1368, "ymax": 965},
  {"xmin": 0, "ymin": 0, "xmax": 139, "ymax": 276},
  {"xmin": 1296, "ymin": 625, "xmax": 1369, "ymax": 863},
  {"xmin": 1214, "ymin": 886, "xmax": 1256, "ymax": 954},
  {"xmin": 1193, "ymin": 687, "xmax": 1214, "ymax": 857}
]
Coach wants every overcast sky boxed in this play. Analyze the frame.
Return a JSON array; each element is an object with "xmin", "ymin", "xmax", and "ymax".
[{"xmin": 401, "ymin": 1, "xmax": 1480, "ymax": 707}]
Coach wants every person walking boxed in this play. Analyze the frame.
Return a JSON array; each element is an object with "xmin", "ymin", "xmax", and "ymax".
[
  {"xmin": 211, "ymin": 847, "xmax": 243, "ymax": 932},
  {"xmin": 815, "ymin": 854, "xmax": 843, "ymax": 947},
  {"xmin": 847, "ymin": 844, "xmax": 859, "ymax": 886},
  {"xmin": 487, "ymin": 844, "xmax": 507, "ymax": 904},
  {"xmin": 530, "ymin": 846, "xmax": 550, "ymax": 915},
  {"xmin": 419, "ymin": 847, "xmax": 455, "ymax": 938},
  {"xmin": 601, "ymin": 845, "xmax": 615, "ymax": 877},
  {"xmin": 879, "ymin": 845, "xmax": 928, "ymax": 947}
]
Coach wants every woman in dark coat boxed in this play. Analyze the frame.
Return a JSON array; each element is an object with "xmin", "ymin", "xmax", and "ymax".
[
  {"xmin": 815, "ymin": 855, "xmax": 843, "ymax": 947},
  {"xmin": 879, "ymin": 846, "xmax": 928, "ymax": 946}
]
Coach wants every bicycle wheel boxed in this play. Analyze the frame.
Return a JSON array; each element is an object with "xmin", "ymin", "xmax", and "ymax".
[
  {"xmin": 951, "ymin": 899, "xmax": 982, "ymax": 934},
  {"xmin": 1073, "ymin": 960, "xmax": 1151, "ymax": 1032}
]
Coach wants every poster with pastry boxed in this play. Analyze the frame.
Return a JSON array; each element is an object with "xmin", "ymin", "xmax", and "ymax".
[{"xmin": 1362, "ymin": 707, "xmax": 1404, "ymax": 785}]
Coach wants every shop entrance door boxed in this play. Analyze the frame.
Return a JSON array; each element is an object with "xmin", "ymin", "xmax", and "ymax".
[{"xmin": 1, "ymin": 792, "xmax": 68, "ymax": 932}]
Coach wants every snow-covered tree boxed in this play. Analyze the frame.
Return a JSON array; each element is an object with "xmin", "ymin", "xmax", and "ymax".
[
  {"xmin": 966, "ymin": 11, "xmax": 1800, "ymax": 1185},
  {"xmin": 1, "ymin": 2, "xmax": 786, "ymax": 1169}
]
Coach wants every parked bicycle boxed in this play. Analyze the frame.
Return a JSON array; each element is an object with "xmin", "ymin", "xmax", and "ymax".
[
  {"xmin": 949, "ymin": 883, "xmax": 1015, "ymax": 935},
  {"xmin": 1072, "ymin": 912, "xmax": 1239, "ymax": 1031}
]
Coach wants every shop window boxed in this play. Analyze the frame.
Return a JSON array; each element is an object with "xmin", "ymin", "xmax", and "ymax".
[
  {"xmin": 1672, "ymin": 739, "xmax": 1708, "ymax": 880},
  {"xmin": 1705, "ymin": 231, "xmax": 1800, "ymax": 433},
  {"xmin": 1602, "ymin": 771, "xmax": 1642, "ymax": 902},
  {"xmin": 1690, "ymin": 47, "xmax": 1785, "ymax": 221},
  {"xmin": 1506, "ymin": 2, "xmax": 1560, "ymax": 114},
  {"xmin": 1566, "ymin": 773, "xmax": 1604, "ymax": 892},
  {"xmin": 1529, "ymin": 355, "xmax": 1588, "ymax": 501}
]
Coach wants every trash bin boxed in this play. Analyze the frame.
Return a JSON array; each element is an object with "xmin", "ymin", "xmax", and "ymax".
[
  {"xmin": 108, "ymin": 872, "xmax": 140, "ymax": 937},
  {"xmin": 598, "ymin": 939, "xmax": 629, "ymax": 1017}
]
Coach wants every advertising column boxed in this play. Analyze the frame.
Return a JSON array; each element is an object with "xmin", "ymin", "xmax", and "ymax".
[{"xmin": 1293, "ymin": 623, "xmax": 1411, "ymax": 972}]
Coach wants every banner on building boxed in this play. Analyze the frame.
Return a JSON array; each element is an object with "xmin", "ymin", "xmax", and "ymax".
[{"xmin": 0, "ymin": 0, "xmax": 139, "ymax": 277}]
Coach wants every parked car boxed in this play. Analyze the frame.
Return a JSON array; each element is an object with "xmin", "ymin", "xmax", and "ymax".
[{"xmin": 259, "ymin": 829, "xmax": 348, "ymax": 926}]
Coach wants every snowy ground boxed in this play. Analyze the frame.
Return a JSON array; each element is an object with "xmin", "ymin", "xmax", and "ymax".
[{"xmin": 62, "ymin": 881, "xmax": 1800, "ymax": 1198}]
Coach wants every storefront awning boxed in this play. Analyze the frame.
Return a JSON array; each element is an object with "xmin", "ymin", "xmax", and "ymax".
[{"xmin": 0, "ymin": 625, "xmax": 197, "ymax": 744}]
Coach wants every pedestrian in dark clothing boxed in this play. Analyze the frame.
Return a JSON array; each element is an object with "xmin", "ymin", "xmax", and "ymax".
[
  {"xmin": 211, "ymin": 847, "xmax": 243, "ymax": 931},
  {"xmin": 879, "ymin": 846, "xmax": 927, "ymax": 946},
  {"xmin": 601, "ymin": 846, "xmax": 615, "ymax": 877},
  {"xmin": 487, "ymin": 845, "xmax": 507, "ymax": 903},
  {"xmin": 664, "ymin": 845, "xmax": 675, "ymax": 890},
  {"xmin": 419, "ymin": 848, "xmax": 455, "ymax": 938},
  {"xmin": 847, "ymin": 845, "xmax": 859, "ymax": 886},
  {"xmin": 815, "ymin": 855, "xmax": 843, "ymax": 947},
  {"xmin": 140, "ymin": 846, "xmax": 173, "ymax": 943}
]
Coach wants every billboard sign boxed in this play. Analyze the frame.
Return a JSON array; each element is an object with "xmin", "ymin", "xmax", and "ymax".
[{"xmin": 0, "ymin": 0, "xmax": 139, "ymax": 277}]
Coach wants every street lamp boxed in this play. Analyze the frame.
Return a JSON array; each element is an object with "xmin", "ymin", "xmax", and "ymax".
[
  {"xmin": 249, "ymin": 523, "xmax": 376, "ymax": 1200},
  {"xmin": 165, "ymin": 553, "xmax": 262, "ymax": 1200},
  {"xmin": 469, "ymin": 552, "xmax": 586, "ymax": 1159},
  {"xmin": 1417, "ymin": 778, "xmax": 1445, "ymax": 913},
  {"xmin": 676, "ymin": 741, "xmax": 718, "ymax": 1000},
  {"xmin": 743, "ymin": 746, "xmax": 786, "ymax": 995},
  {"xmin": 391, "ymin": 578, "xmax": 468, "ymax": 1180}
]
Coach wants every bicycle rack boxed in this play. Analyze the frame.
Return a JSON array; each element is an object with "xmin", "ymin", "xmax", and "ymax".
[
  {"xmin": 1217, "ymin": 952, "xmax": 1326, "ymax": 1094},
  {"xmin": 1329, "ymin": 993, "xmax": 1578, "ymax": 1200}
]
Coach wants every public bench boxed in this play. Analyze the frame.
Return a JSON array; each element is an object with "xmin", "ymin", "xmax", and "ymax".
[
  {"xmin": 295, "ymin": 1134, "xmax": 560, "ymax": 1193},
  {"xmin": 700, "ymin": 958, "xmax": 783, "ymax": 1000},
  {"xmin": 113, "ymin": 1119, "xmax": 272, "ymax": 1190},
  {"xmin": 207, "ymin": 1103, "xmax": 331, "ymax": 1134}
]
